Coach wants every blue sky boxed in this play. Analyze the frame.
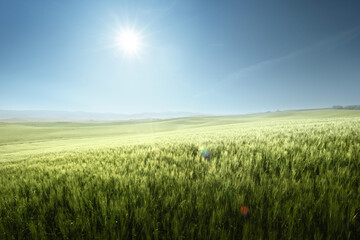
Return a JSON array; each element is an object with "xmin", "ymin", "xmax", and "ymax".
[{"xmin": 1, "ymin": 0, "xmax": 359, "ymax": 114}]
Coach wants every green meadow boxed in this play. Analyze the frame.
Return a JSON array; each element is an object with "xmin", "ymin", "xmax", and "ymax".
[{"xmin": 1, "ymin": 109, "xmax": 360, "ymax": 239}]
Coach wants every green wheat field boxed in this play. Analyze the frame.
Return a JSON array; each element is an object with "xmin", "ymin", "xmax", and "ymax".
[{"xmin": 1, "ymin": 109, "xmax": 360, "ymax": 239}]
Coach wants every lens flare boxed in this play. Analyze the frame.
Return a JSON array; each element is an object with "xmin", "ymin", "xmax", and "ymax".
[
  {"xmin": 198, "ymin": 145, "xmax": 211, "ymax": 159},
  {"xmin": 240, "ymin": 206, "xmax": 250, "ymax": 218}
]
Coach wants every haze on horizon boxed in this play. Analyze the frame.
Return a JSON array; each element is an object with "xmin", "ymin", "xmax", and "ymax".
[{"xmin": 0, "ymin": 0, "xmax": 359, "ymax": 115}]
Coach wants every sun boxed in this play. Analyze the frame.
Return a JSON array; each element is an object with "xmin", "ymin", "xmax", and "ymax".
[{"xmin": 117, "ymin": 29, "xmax": 142, "ymax": 56}]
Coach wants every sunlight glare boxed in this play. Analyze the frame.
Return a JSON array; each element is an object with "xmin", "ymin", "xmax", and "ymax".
[{"xmin": 117, "ymin": 29, "xmax": 142, "ymax": 56}]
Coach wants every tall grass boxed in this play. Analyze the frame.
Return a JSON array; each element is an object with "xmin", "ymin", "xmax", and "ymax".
[{"xmin": 0, "ymin": 117, "xmax": 359, "ymax": 239}]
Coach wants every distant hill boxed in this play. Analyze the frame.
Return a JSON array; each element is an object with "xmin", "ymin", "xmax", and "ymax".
[
  {"xmin": 0, "ymin": 110, "xmax": 203, "ymax": 122},
  {"xmin": 332, "ymin": 105, "xmax": 360, "ymax": 110},
  {"xmin": 1, "ymin": 107, "xmax": 359, "ymax": 122}
]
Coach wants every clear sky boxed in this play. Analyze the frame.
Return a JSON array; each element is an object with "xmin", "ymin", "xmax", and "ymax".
[{"xmin": 1, "ymin": 0, "xmax": 359, "ymax": 114}]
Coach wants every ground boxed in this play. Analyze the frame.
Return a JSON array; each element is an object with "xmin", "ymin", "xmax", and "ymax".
[{"xmin": 0, "ymin": 109, "xmax": 359, "ymax": 239}]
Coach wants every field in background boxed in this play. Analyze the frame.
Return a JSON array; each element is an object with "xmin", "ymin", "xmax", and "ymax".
[{"xmin": 1, "ymin": 109, "xmax": 360, "ymax": 239}]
